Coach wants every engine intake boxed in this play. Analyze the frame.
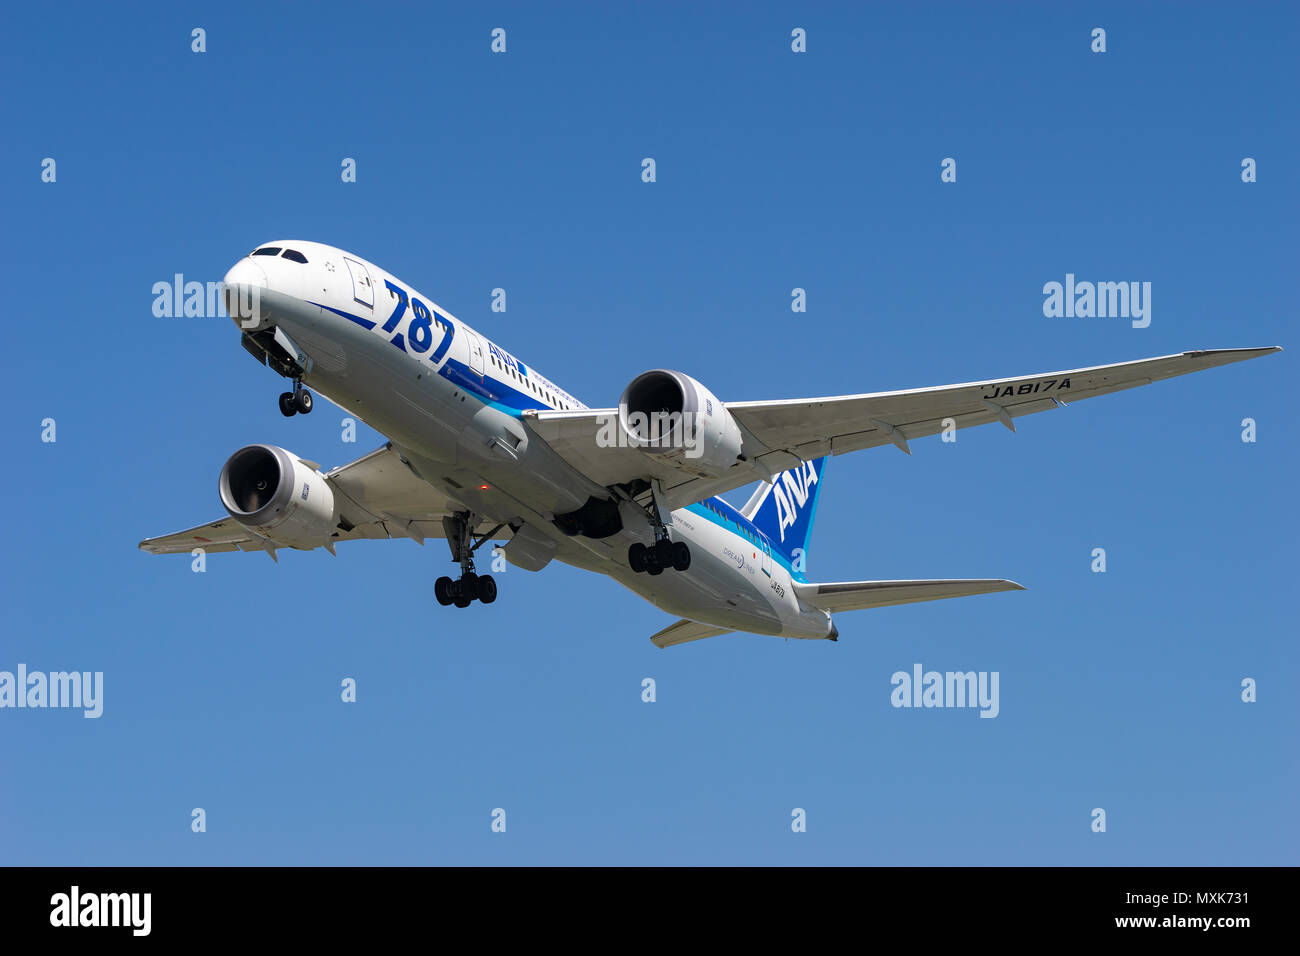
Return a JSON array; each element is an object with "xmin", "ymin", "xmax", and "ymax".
[
  {"xmin": 618, "ymin": 370, "xmax": 744, "ymax": 478},
  {"xmin": 219, "ymin": 444, "xmax": 337, "ymax": 548}
]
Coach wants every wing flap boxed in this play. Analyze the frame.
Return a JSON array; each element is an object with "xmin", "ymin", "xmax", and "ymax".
[
  {"xmin": 325, "ymin": 443, "xmax": 465, "ymax": 521},
  {"xmin": 138, "ymin": 519, "xmax": 254, "ymax": 555}
]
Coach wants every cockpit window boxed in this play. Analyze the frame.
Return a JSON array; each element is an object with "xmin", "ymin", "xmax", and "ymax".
[
  {"xmin": 280, "ymin": 249, "xmax": 308, "ymax": 263},
  {"xmin": 252, "ymin": 247, "xmax": 281, "ymax": 257}
]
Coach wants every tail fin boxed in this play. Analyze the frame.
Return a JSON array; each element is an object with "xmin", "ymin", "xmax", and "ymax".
[{"xmin": 748, "ymin": 457, "xmax": 827, "ymax": 574}]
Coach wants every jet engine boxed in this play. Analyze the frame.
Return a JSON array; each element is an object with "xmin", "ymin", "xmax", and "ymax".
[
  {"xmin": 618, "ymin": 369, "xmax": 744, "ymax": 478},
  {"xmin": 218, "ymin": 444, "xmax": 337, "ymax": 548}
]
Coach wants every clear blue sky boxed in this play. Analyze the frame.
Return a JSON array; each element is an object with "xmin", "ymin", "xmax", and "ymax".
[{"xmin": 1, "ymin": 1, "xmax": 1294, "ymax": 865}]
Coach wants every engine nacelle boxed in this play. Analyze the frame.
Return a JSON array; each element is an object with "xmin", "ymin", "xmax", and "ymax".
[
  {"xmin": 218, "ymin": 444, "xmax": 337, "ymax": 548},
  {"xmin": 618, "ymin": 370, "xmax": 744, "ymax": 478}
]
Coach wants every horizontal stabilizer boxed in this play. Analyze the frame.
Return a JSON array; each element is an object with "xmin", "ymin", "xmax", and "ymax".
[
  {"xmin": 794, "ymin": 578, "xmax": 1024, "ymax": 613},
  {"xmin": 651, "ymin": 618, "xmax": 734, "ymax": 649}
]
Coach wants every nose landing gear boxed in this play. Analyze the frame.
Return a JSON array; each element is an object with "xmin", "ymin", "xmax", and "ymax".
[
  {"xmin": 278, "ymin": 381, "xmax": 314, "ymax": 417},
  {"xmin": 249, "ymin": 324, "xmax": 314, "ymax": 418}
]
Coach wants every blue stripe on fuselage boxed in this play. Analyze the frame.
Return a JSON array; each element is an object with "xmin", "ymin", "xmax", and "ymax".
[
  {"xmin": 307, "ymin": 300, "xmax": 553, "ymax": 414},
  {"xmin": 313, "ymin": 300, "xmax": 377, "ymax": 330},
  {"xmin": 685, "ymin": 499, "xmax": 806, "ymax": 583}
]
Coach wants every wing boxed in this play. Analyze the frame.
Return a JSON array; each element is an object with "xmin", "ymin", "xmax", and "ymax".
[
  {"xmin": 139, "ymin": 443, "xmax": 500, "ymax": 556},
  {"xmin": 793, "ymin": 578, "xmax": 1025, "ymax": 613},
  {"xmin": 650, "ymin": 618, "xmax": 735, "ymax": 649},
  {"xmin": 525, "ymin": 347, "xmax": 1281, "ymax": 508}
]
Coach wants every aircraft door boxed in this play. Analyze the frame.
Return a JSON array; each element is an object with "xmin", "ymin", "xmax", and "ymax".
[
  {"xmin": 465, "ymin": 329, "xmax": 486, "ymax": 378},
  {"xmin": 343, "ymin": 257, "xmax": 374, "ymax": 308}
]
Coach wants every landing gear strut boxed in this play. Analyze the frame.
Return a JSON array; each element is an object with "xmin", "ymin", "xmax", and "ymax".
[
  {"xmin": 278, "ymin": 379, "xmax": 313, "ymax": 417},
  {"xmin": 626, "ymin": 479, "xmax": 691, "ymax": 575},
  {"xmin": 434, "ymin": 512, "xmax": 502, "ymax": 608}
]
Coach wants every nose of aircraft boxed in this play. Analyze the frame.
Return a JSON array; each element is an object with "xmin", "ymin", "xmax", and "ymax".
[
  {"xmin": 224, "ymin": 257, "xmax": 267, "ymax": 289},
  {"xmin": 223, "ymin": 258, "xmax": 268, "ymax": 328}
]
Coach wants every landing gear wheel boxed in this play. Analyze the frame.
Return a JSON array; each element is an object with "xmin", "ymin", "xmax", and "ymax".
[
  {"xmin": 628, "ymin": 542, "xmax": 647, "ymax": 573},
  {"xmin": 437, "ymin": 511, "xmax": 507, "ymax": 608},
  {"xmin": 647, "ymin": 561, "xmax": 664, "ymax": 576},
  {"xmin": 293, "ymin": 388, "xmax": 313, "ymax": 414},
  {"xmin": 672, "ymin": 541, "xmax": 692, "ymax": 571},
  {"xmin": 278, "ymin": 392, "xmax": 297, "ymax": 417},
  {"xmin": 434, "ymin": 576, "xmax": 454, "ymax": 606},
  {"xmin": 654, "ymin": 538, "xmax": 674, "ymax": 568}
]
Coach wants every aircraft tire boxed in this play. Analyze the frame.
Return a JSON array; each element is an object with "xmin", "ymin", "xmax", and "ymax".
[
  {"xmin": 672, "ymin": 541, "xmax": 691, "ymax": 571},
  {"xmin": 434, "ymin": 576, "xmax": 454, "ymax": 606},
  {"xmin": 628, "ymin": 543, "xmax": 647, "ymax": 573}
]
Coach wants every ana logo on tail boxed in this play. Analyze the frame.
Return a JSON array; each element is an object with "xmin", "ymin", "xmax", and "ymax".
[{"xmin": 772, "ymin": 460, "xmax": 819, "ymax": 542}]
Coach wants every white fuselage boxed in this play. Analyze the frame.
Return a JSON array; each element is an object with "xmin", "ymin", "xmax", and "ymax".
[{"xmin": 223, "ymin": 241, "xmax": 833, "ymax": 639}]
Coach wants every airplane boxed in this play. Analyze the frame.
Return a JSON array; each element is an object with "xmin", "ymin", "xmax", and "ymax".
[{"xmin": 139, "ymin": 240, "xmax": 1281, "ymax": 647}]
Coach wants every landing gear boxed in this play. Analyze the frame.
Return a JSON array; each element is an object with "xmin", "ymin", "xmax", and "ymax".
[
  {"xmin": 630, "ymin": 537, "xmax": 690, "ymax": 574},
  {"xmin": 256, "ymin": 324, "xmax": 314, "ymax": 418},
  {"xmin": 626, "ymin": 482, "xmax": 692, "ymax": 575},
  {"xmin": 436, "ymin": 512, "xmax": 503, "ymax": 608},
  {"xmin": 437, "ymin": 570, "xmax": 497, "ymax": 607},
  {"xmin": 436, "ymin": 569, "xmax": 495, "ymax": 607},
  {"xmin": 278, "ymin": 380, "xmax": 313, "ymax": 417}
]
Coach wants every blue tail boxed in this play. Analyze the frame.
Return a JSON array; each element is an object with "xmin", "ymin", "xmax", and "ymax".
[{"xmin": 749, "ymin": 457, "xmax": 827, "ymax": 575}]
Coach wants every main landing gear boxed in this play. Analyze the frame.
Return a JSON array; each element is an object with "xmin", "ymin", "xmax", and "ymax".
[
  {"xmin": 435, "ymin": 512, "xmax": 502, "ymax": 608},
  {"xmin": 278, "ymin": 380, "xmax": 314, "ymax": 417},
  {"xmin": 626, "ymin": 479, "xmax": 691, "ymax": 575},
  {"xmin": 628, "ymin": 537, "xmax": 691, "ymax": 575}
]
